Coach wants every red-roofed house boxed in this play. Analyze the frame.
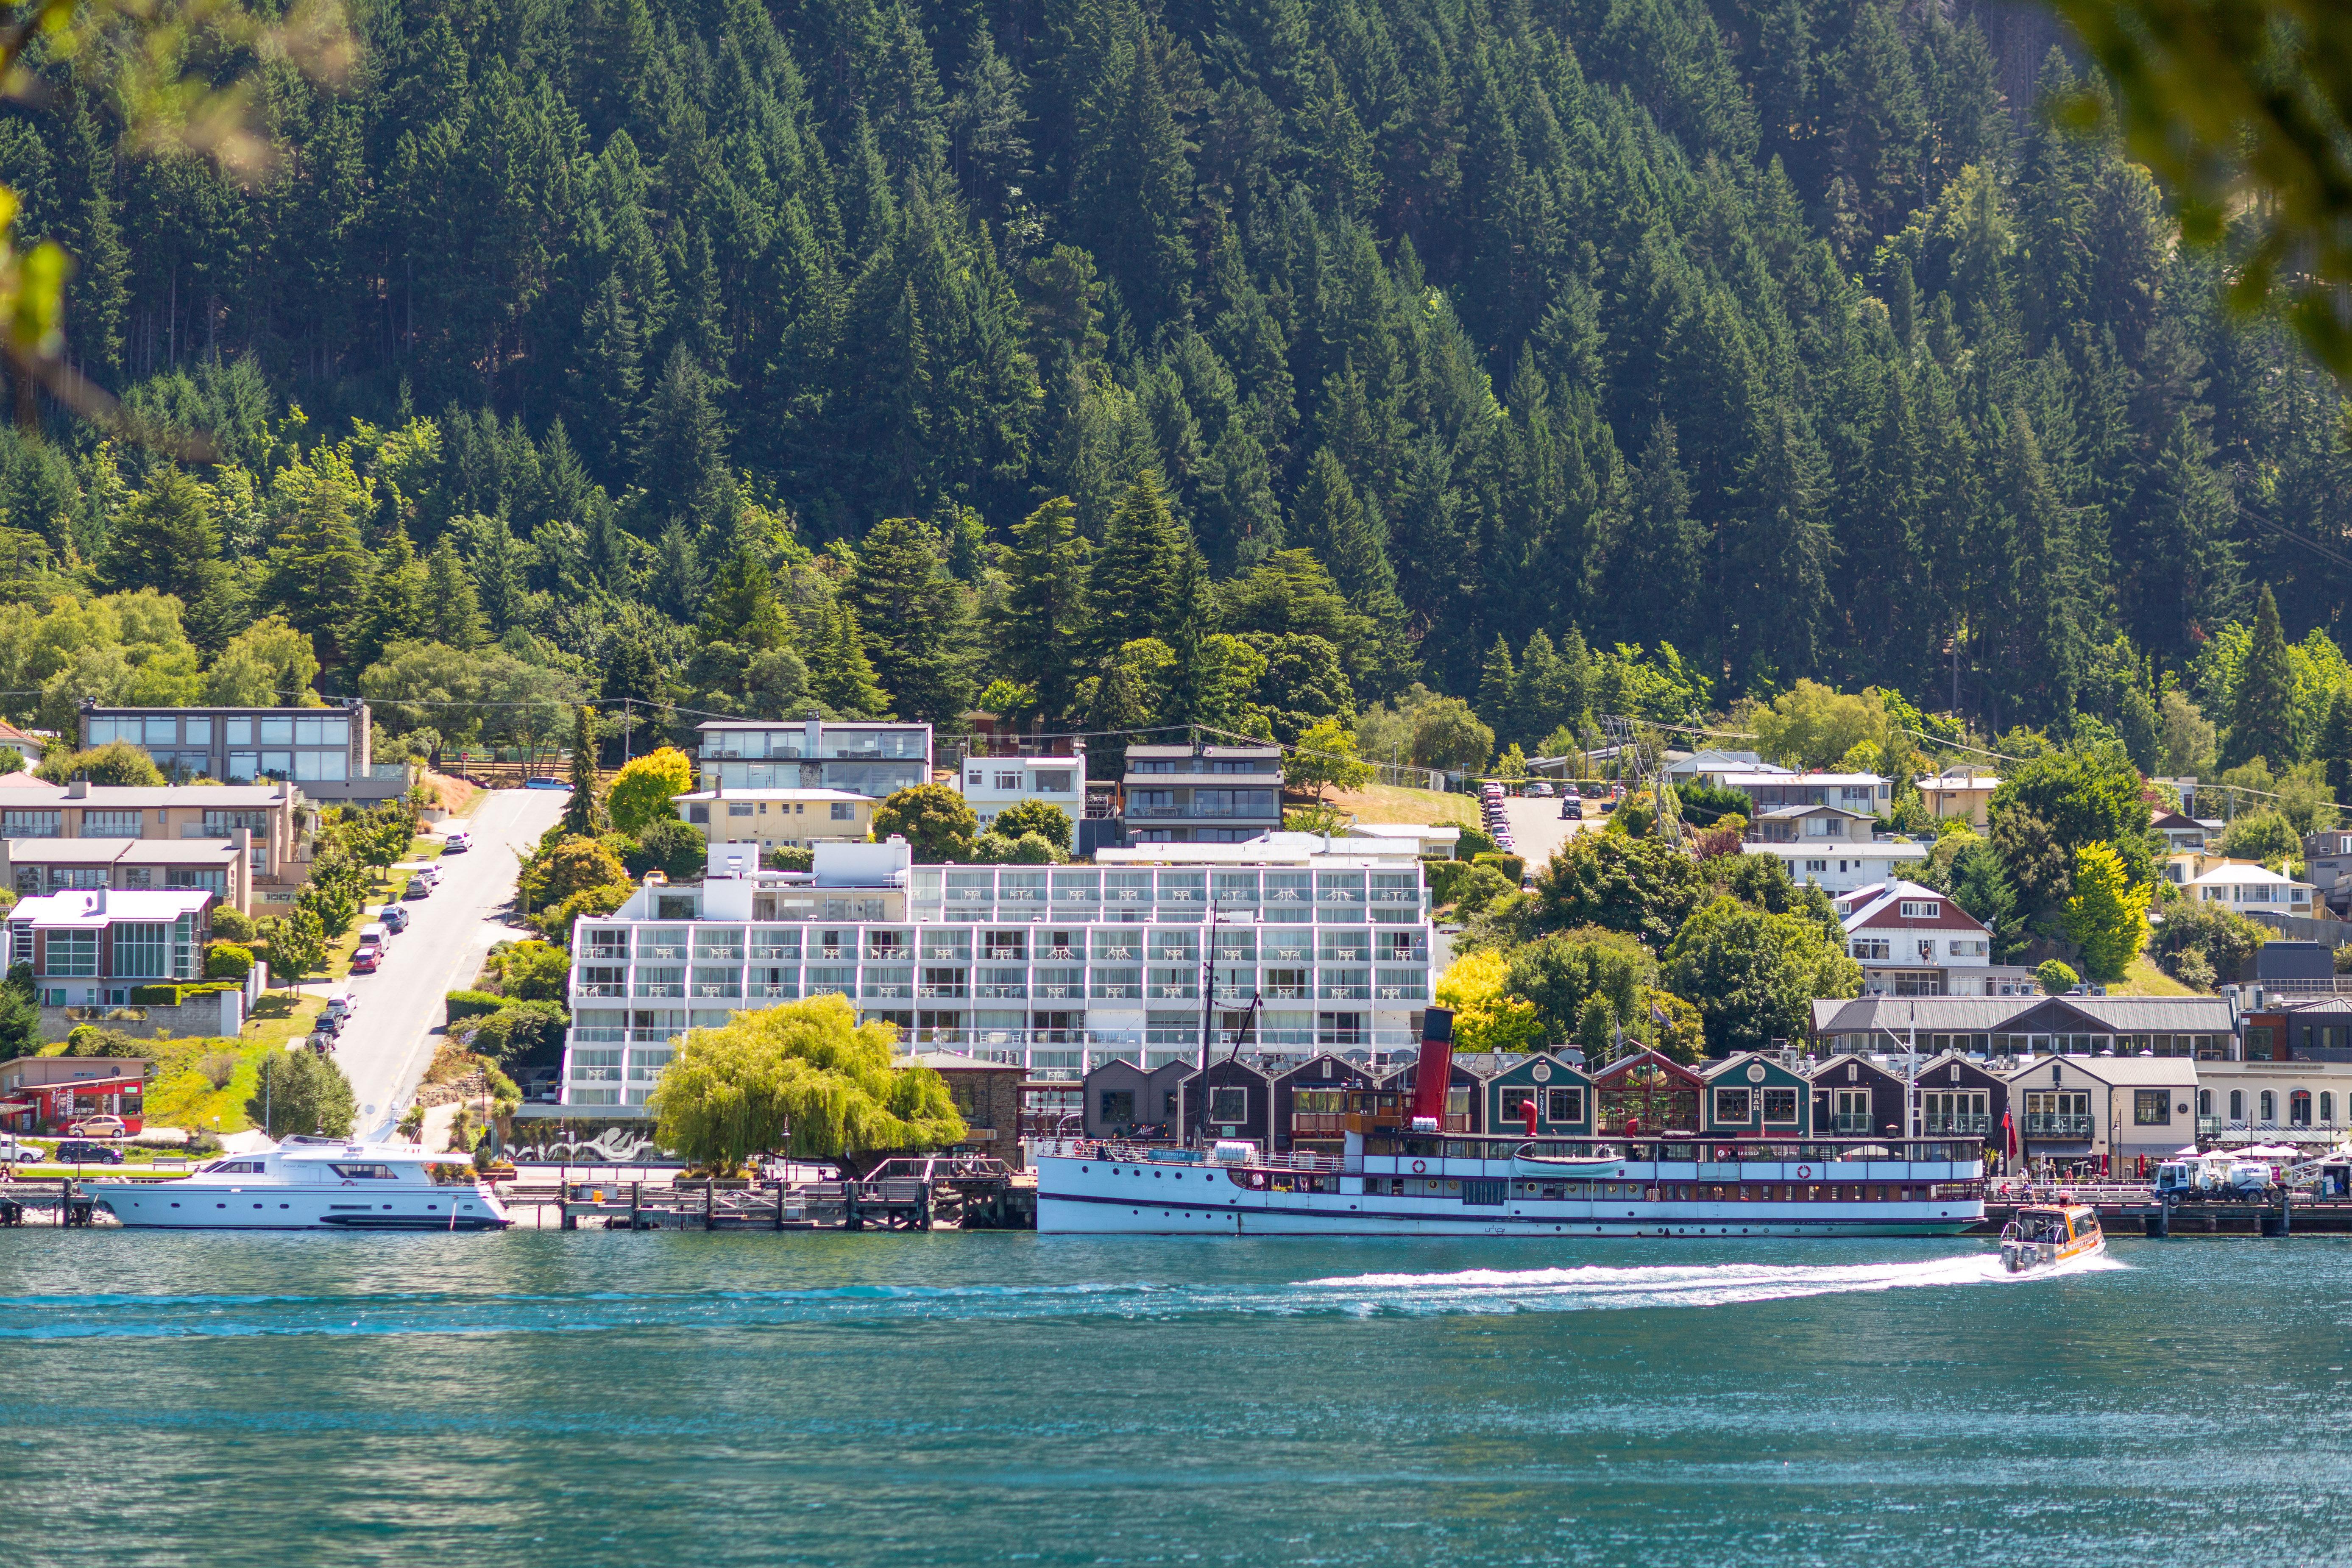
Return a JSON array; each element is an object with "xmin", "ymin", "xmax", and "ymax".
[{"xmin": 1834, "ymin": 880, "xmax": 2040, "ymax": 999}]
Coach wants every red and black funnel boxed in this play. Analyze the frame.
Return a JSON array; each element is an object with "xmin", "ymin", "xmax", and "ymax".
[{"xmin": 1410, "ymin": 1007, "xmax": 1455, "ymax": 1128}]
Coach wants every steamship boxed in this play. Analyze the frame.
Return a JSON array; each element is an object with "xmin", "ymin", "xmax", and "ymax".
[{"xmin": 1032, "ymin": 1010, "xmax": 1987, "ymax": 1237}]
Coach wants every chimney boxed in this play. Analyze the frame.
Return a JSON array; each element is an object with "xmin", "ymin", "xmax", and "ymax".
[
  {"xmin": 66, "ymin": 779, "xmax": 87, "ymax": 799},
  {"xmin": 1409, "ymin": 1008, "xmax": 1455, "ymax": 1128}
]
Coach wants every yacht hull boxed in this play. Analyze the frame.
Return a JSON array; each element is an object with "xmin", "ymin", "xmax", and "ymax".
[{"xmin": 85, "ymin": 1182, "xmax": 510, "ymax": 1230}]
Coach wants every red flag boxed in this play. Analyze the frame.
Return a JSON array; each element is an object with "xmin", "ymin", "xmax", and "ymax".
[{"xmin": 2001, "ymin": 1107, "xmax": 2018, "ymax": 1161}]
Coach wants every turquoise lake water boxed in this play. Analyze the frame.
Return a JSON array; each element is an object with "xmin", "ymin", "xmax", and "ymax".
[{"xmin": 2, "ymin": 1230, "xmax": 2348, "ymax": 1566}]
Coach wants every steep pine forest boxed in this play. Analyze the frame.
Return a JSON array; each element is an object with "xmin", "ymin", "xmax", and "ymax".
[{"xmin": 0, "ymin": 0, "xmax": 2340, "ymax": 760}]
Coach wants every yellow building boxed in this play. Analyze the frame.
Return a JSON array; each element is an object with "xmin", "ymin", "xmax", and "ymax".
[
  {"xmin": 1916, "ymin": 767, "xmax": 2000, "ymax": 828},
  {"xmin": 674, "ymin": 788, "xmax": 874, "ymax": 853}
]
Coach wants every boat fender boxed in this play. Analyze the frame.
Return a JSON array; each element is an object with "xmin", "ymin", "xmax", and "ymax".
[{"xmin": 1410, "ymin": 1159, "xmax": 1427, "ymax": 1174}]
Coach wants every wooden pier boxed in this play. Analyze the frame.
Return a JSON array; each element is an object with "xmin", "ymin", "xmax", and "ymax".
[
  {"xmin": 521, "ymin": 1158, "xmax": 1037, "ymax": 1233},
  {"xmin": 1981, "ymin": 1188, "xmax": 2321, "ymax": 1238}
]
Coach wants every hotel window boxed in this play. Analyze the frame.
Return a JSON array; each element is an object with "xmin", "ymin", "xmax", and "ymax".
[
  {"xmin": 2133, "ymin": 1089, "xmax": 2171, "ymax": 1125},
  {"xmin": 2230, "ymin": 1090, "xmax": 2245, "ymax": 1120},
  {"xmin": 2291, "ymin": 1090, "xmax": 2312, "ymax": 1127},
  {"xmin": 1714, "ymin": 1088, "xmax": 1752, "ymax": 1122},
  {"xmin": 2260, "ymin": 1090, "xmax": 2276, "ymax": 1122},
  {"xmin": 46, "ymin": 929, "xmax": 98, "ymax": 976}
]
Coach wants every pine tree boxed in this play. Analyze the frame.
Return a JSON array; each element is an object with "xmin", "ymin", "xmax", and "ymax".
[
  {"xmin": 423, "ymin": 538, "xmax": 486, "ymax": 649},
  {"xmin": 1089, "ymin": 471, "xmax": 1191, "ymax": 657},
  {"xmin": 262, "ymin": 455, "xmax": 374, "ymax": 668},
  {"xmin": 1291, "ymin": 446, "xmax": 1397, "ymax": 607},
  {"xmin": 561, "ymin": 704, "xmax": 610, "ymax": 836},
  {"xmin": 1478, "ymin": 635, "xmax": 1516, "ymax": 733},
  {"xmin": 2321, "ymin": 689, "xmax": 2352, "ymax": 802},
  {"xmin": 851, "ymin": 516, "xmax": 972, "ymax": 724},
  {"xmin": 698, "ymin": 549, "xmax": 789, "ymax": 652},
  {"xmin": 353, "ymin": 526, "xmax": 431, "ymax": 670},
  {"xmin": 108, "ymin": 466, "xmax": 231, "ymax": 649},
  {"xmin": 807, "ymin": 600, "xmax": 892, "ymax": 718},
  {"xmin": 2232, "ymin": 584, "xmax": 2298, "ymax": 767},
  {"xmin": 573, "ymin": 275, "xmax": 645, "ymax": 481},
  {"xmin": 995, "ymin": 496, "xmax": 1092, "ymax": 720},
  {"xmin": 635, "ymin": 345, "xmax": 734, "ymax": 535}
]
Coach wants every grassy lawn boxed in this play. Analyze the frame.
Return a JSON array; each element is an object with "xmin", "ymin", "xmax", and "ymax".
[
  {"xmin": 1312, "ymin": 781, "xmax": 1480, "ymax": 827},
  {"xmin": 2112, "ymin": 955, "xmax": 2198, "ymax": 997},
  {"xmin": 139, "ymin": 990, "xmax": 331, "ymax": 1134}
]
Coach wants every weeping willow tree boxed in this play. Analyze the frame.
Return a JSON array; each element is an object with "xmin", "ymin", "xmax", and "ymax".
[{"xmin": 649, "ymin": 995, "xmax": 965, "ymax": 1172}]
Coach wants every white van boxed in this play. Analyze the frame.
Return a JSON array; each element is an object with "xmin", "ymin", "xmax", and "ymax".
[{"xmin": 356, "ymin": 922, "xmax": 390, "ymax": 954}]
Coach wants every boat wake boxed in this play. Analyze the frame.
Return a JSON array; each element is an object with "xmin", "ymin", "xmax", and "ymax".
[{"xmin": 1294, "ymin": 1250, "xmax": 2129, "ymax": 1312}]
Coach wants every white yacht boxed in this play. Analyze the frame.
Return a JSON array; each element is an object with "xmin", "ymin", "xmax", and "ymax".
[{"xmin": 84, "ymin": 1136, "xmax": 512, "ymax": 1230}]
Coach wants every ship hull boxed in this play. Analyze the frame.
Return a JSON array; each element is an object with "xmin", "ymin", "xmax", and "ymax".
[{"xmin": 1035, "ymin": 1154, "xmax": 1984, "ymax": 1237}]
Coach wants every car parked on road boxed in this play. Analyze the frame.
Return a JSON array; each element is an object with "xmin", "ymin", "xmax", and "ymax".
[
  {"xmin": 0, "ymin": 1137, "xmax": 49, "ymax": 1163},
  {"xmin": 417, "ymin": 863, "xmax": 443, "ymax": 887},
  {"xmin": 325, "ymin": 992, "xmax": 358, "ymax": 1020},
  {"xmin": 404, "ymin": 877, "xmax": 431, "ymax": 900},
  {"xmin": 67, "ymin": 1115, "xmax": 127, "ymax": 1137},
  {"xmin": 443, "ymin": 830, "xmax": 471, "ymax": 853},
  {"xmin": 1524, "ymin": 780, "xmax": 1553, "ymax": 797},
  {"xmin": 54, "ymin": 1141, "xmax": 123, "ymax": 1165},
  {"xmin": 1559, "ymin": 797, "xmax": 1583, "ymax": 819},
  {"xmin": 351, "ymin": 947, "xmax": 381, "ymax": 974},
  {"xmin": 377, "ymin": 904, "xmax": 410, "ymax": 933}
]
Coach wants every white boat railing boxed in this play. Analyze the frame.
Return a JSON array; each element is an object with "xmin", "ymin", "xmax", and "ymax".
[{"xmin": 1028, "ymin": 1138, "xmax": 1345, "ymax": 1173}]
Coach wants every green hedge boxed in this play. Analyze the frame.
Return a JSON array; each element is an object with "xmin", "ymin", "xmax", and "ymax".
[
  {"xmin": 446, "ymin": 989, "xmax": 506, "ymax": 1023},
  {"xmin": 128, "ymin": 981, "xmax": 239, "ymax": 1006},
  {"xmin": 1472, "ymin": 851, "xmax": 1526, "ymax": 885}
]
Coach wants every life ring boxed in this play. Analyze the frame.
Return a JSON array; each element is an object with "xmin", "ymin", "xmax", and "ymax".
[
  {"xmin": 1411, "ymin": 1159, "xmax": 1427, "ymax": 1174},
  {"xmin": 1796, "ymin": 1165, "xmax": 1811, "ymax": 1179}
]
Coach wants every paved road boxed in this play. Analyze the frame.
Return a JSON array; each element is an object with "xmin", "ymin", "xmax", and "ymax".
[
  {"xmin": 1496, "ymin": 794, "xmax": 1597, "ymax": 871},
  {"xmin": 330, "ymin": 788, "xmax": 567, "ymax": 1141}
]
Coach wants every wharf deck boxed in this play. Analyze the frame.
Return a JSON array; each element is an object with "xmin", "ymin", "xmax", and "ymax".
[{"xmin": 515, "ymin": 1164, "xmax": 1038, "ymax": 1233}]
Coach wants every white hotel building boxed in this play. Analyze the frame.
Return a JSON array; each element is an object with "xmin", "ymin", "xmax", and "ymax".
[{"xmin": 554, "ymin": 836, "xmax": 1437, "ymax": 1112}]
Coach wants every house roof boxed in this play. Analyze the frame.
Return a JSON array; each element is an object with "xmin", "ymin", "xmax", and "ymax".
[
  {"xmin": 5, "ymin": 888, "xmax": 213, "ymax": 926},
  {"xmin": 4, "ymin": 837, "xmax": 241, "ymax": 865},
  {"xmin": 1125, "ymin": 743, "xmax": 1282, "ymax": 760},
  {"xmin": 1756, "ymin": 802, "xmax": 1872, "ymax": 820},
  {"xmin": 697, "ymin": 719, "xmax": 931, "ymax": 731},
  {"xmin": 674, "ymin": 788, "xmax": 872, "ymax": 803},
  {"xmin": 1721, "ymin": 771, "xmax": 1887, "ymax": 788},
  {"xmin": 0, "ymin": 783, "xmax": 293, "ymax": 808},
  {"xmin": 1590, "ymin": 1049, "xmax": 1708, "ymax": 1089},
  {"xmin": 1837, "ymin": 880, "xmax": 1990, "ymax": 935},
  {"xmin": 1810, "ymin": 994, "xmax": 2234, "ymax": 1035},
  {"xmin": 2188, "ymin": 863, "xmax": 2311, "ymax": 889},
  {"xmin": 1703, "ymin": 1051, "xmax": 1809, "ymax": 1083},
  {"xmin": 1808, "ymin": 1052, "xmax": 1910, "ymax": 1086},
  {"xmin": 900, "ymin": 1050, "xmax": 1022, "ymax": 1073},
  {"xmin": 2001, "ymin": 1053, "xmax": 2199, "ymax": 1086},
  {"xmin": 1746, "ymin": 841, "xmax": 1928, "ymax": 861},
  {"xmin": 1918, "ymin": 771, "xmax": 2000, "ymax": 789}
]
